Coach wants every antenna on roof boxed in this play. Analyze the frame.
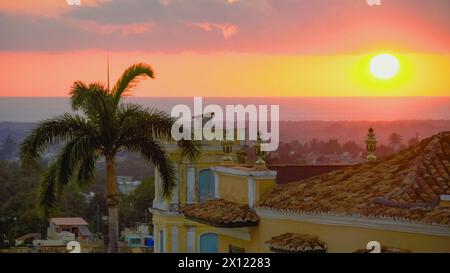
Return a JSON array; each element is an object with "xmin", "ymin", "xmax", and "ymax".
[{"xmin": 107, "ymin": 51, "xmax": 110, "ymax": 92}]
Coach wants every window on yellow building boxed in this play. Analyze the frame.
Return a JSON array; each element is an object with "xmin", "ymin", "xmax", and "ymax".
[
  {"xmin": 187, "ymin": 167, "xmax": 195, "ymax": 203},
  {"xmin": 199, "ymin": 169, "xmax": 215, "ymax": 202},
  {"xmin": 199, "ymin": 233, "xmax": 218, "ymax": 253}
]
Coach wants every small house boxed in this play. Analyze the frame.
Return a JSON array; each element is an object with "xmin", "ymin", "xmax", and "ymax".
[{"xmin": 47, "ymin": 217, "xmax": 92, "ymax": 241}]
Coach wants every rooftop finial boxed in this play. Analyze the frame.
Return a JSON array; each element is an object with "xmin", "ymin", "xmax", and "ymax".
[
  {"xmin": 221, "ymin": 129, "xmax": 234, "ymax": 165},
  {"xmin": 254, "ymin": 132, "xmax": 267, "ymax": 169},
  {"xmin": 365, "ymin": 127, "xmax": 377, "ymax": 161}
]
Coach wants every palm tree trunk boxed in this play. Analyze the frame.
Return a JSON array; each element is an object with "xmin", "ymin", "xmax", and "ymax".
[{"xmin": 106, "ymin": 158, "xmax": 119, "ymax": 253}]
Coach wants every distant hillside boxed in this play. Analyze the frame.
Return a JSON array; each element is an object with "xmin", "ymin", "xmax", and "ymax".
[
  {"xmin": 0, "ymin": 122, "xmax": 36, "ymax": 142},
  {"xmin": 1, "ymin": 120, "xmax": 449, "ymax": 146},
  {"xmin": 279, "ymin": 120, "xmax": 450, "ymax": 144}
]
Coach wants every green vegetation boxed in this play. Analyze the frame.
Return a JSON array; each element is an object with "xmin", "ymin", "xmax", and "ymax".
[
  {"xmin": 119, "ymin": 177, "xmax": 155, "ymax": 231},
  {"xmin": 0, "ymin": 160, "xmax": 156, "ymax": 248},
  {"xmin": 0, "ymin": 162, "xmax": 45, "ymax": 247}
]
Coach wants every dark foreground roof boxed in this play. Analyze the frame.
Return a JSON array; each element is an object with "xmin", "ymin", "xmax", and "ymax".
[
  {"xmin": 182, "ymin": 199, "xmax": 258, "ymax": 228},
  {"xmin": 268, "ymin": 164, "xmax": 350, "ymax": 184},
  {"xmin": 265, "ymin": 233, "xmax": 327, "ymax": 253},
  {"xmin": 258, "ymin": 132, "xmax": 450, "ymax": 226}
]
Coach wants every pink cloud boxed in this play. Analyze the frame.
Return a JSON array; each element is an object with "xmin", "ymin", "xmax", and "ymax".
[
  {"xmin": 0, "ymin": 0, "xmax": 111, "ymax": 17},
  {"xmin": 159, "ymin": 0, "xmax": 171, "ymax": 6},
  {"xmin": 191, "ymin": 22, "xmax": 238, "ymax": 39},
  {"xmin": 0, "ymin": 0, "xmax": 448, "ymax": 54}
]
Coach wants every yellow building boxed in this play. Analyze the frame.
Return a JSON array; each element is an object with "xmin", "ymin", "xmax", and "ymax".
[
  {"xmin": 152, "ymin": 131, "xmax": 450, "ymax": 253},
  {"xmin": 150, "ymin": 136, "xmax": 245, "ymax": 253}
]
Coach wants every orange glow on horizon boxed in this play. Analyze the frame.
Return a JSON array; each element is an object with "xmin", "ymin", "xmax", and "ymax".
[{"xmin": 0, "ymin": 51, "xmax": 449, "ymax": 97}]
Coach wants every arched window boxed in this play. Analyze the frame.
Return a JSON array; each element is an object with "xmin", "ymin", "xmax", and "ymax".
[
  {"xmin": 198, "ymin": 169, "xmax": 215, "ymax": 202},
  {"xmin": 199, "ymin": 233, "xmax": 218, "ymax": 253}
]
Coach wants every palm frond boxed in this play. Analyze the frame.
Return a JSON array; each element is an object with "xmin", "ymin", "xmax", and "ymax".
[
  {"xmin": 38, "ymin": 134, "xmax": 99, "ymax": 212},
  {"xmin": 116, "ymin": 104, "xmax": 200, "ymax": 161},
  {"xmin": 115, "ymin": 104, "xmax": 173, "ymax": 145},
  {"xmin": 77, "ymin": 152, "xmax": 98, "ymax": 187},
  {"xmin": 112, "ymin": 63, "xmax": 154, "ymax": 103},
  {"xmin": 70, "ymin": 81, "xmax": 113, "ymax": 121},
  {"xmin": 123, "ymin": 135, "xmax": 175, "ymax": 197},
  {"xmin": 39, "ymin": 163, "xmax": 58, "ymax": 215},
  {"xmin": 20, "ymin": 113, "xmax": 96, "ymax": 164},
  {"xmin": 56, "ymin": 135, "xmax": 99, "ymax": 188},
  {"xmin": 177, "ymin": 139, "xmax": 201, "ymax": 161}
]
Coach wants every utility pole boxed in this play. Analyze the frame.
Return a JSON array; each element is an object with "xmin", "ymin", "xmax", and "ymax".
[{"xmin": 96, "ymin": 204, "xmax": 100, "ymax": 233}]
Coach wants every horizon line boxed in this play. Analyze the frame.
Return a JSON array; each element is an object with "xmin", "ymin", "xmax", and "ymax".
[{"xmin": 1, "ymin": 96, "xmax": 449, "ymax": 99}]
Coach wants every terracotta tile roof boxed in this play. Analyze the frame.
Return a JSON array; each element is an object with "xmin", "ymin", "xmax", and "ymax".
[
  {"xmin": 265, "ymin": 233, "xmax": 327, "ymax": 253},
  {"xmin": 50, "ymin": 217, "xmax": 88, "ymax": 226},
  {"xmin": 267, "ymin": 164, "xmax": 350, "ymax": 184},
  {"xmin": 258, "ymin": 132, "xmax": 450, "ymax": 226},
  {"xmin": 182, "ymin": 199, "xmax": 259, "ymax": 228}
]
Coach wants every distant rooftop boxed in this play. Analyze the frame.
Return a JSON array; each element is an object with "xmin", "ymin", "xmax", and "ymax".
[{"xmin": 50, "ymin": 217, "xmax": 88, "ymax": 226}]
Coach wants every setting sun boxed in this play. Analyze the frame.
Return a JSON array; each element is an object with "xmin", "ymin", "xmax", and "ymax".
[{"xmin": 370, "ymin": 53, "xmax": 400, "ymax": 80}]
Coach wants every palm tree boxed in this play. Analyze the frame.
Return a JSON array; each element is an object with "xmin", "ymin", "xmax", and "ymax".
[{"xmin": 20, "ymin": 63, "xmax": 199, "ymax": 252}]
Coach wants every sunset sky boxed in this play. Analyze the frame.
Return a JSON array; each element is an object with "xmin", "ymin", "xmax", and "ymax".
[{"xmin": 0, "ymin": 0, "xmax": 449, "ymax": 97}]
